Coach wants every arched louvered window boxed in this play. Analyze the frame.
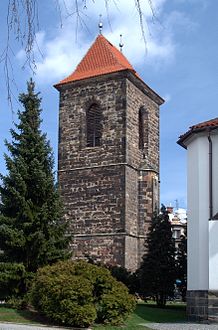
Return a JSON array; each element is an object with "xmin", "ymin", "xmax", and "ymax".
[
  {"xmin": 86, "ymin": 103, "xmax": 102, "ymax": 147},
  {"xmin": 139, "ymin": 107, "xmax": 145, "ymax": 150}
]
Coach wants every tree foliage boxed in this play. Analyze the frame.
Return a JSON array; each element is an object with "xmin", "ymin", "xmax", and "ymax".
[
  {"xmin": 107, "ymin": 264, "xmax": 140, "ymax": 295},
  {"xmin": 30, "ymin": 260, "xmax": 136, "ymax": 327},
  {"xmin": 0, "ymin": 79, "xmax": 70, "ymax": 298},
  {"xmin": 176, "ymin": 230, "xmax": 187, "ymax": 302},
  {"xmin": 139, "ymin": 205, "xmax": 176, "ymax": 307}
]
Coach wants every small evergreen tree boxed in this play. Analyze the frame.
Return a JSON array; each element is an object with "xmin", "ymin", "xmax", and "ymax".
[
  {"xmin": 176, "ymin": 230, "xmax": 187, "ymax": 302},
  {"xmin": 139, "ymin": 205, "xmax": 176, "ymax": 307},
  {"xmin": 0, "ymin": 79, "xmax": 70, "ymax": 298},
  {"xmin": 106, "ymin": 265, "xmax": 140, "ymax": 295}
]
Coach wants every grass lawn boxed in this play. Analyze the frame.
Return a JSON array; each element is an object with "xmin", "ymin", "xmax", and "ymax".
[
  {"xmin": 0, "ymin": 306, "xmax": 47, "ymax": 325},
  {"xmin": 93, "ymin": 302, "xmax": 186, "ymax": 329},
  {"xmin": 0, "ymin": 302, "xmax": 186, "ymax": 329}
]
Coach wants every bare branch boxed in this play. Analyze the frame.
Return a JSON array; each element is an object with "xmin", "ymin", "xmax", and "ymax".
[
  {"xmin": 1, "ymin": 0, "xmax": 40, "ymax": 107},
  {"xmin": 2, "ymin": 0, "xmax": 156, "ymax": 108},
  {"xmin": 55, "ymin": 0, "xmax": 64, "ymax": 28},
  {"xmin": 135, "ymin": 0, "xmax": 147, "ymax": 52},
  {"xmin": 104, "ymin": 0, "xmax": 113, "ymax": 33},
  {"xmin": 147, "ymin": 0, "xmax": 161, "ymax": 24}
]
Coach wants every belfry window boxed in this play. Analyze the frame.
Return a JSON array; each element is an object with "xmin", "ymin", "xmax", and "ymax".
[{"xmin": 86, "ymin": 103, "xmax": 102, "ymax": 147}]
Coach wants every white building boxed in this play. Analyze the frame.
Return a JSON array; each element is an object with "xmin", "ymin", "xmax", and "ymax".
[{"xmin": 178, "ymin": 117, "xmax": 218, "ymax": 322}]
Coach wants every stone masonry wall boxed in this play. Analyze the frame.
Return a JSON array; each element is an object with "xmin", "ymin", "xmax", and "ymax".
[
  {"xmin": 58, "ymin": 73, "xmax": 127, "ymax": 266},
  {"xmin": 58, "ymin": 166, "xmax": 125, "ymax": 235},
  {"xmin": 57, "ymin": 71, "xmax": 161, "ymax": 270},
  {"xmin": 125, "ymin": 166, "xmax": 138, "ymax": 236},
  {"xmin": 71, "ymin": 235, "xmax": 125, "ymax": 267},
  {"xmin": 187, "ymin": 290, "xmax": 208, "ymax": 322},
  {"xmin": 138, "ymin": 171, "xmax": 159, "ymax": 264},
  {"xmin": 58, "ymin": 74, "xmax": 126, "ymax": 172},
  {"xmin": 125, "ymin": 236, "xmax": 138, "ymax": 271},
  {"xmin": 125, "ymin": 78, "xmax": 160, "ymax": 265},
  {"xmin": 126, "ymin": 79, "xmax": 160, "ymax": 172}
]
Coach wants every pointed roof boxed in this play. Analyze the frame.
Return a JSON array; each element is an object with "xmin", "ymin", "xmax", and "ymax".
[{"xmin": 55, "ymin": 34, "xmax": 139, "ymax": 87}]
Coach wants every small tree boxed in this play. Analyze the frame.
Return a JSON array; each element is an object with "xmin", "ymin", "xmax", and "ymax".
[
  {"xmin": 106, "ymin": 264, "xmax": 140, "ymax": 295},
  {"xmin": 176, "ymin": 231, "xmax": 187, "ymax": 301},
  {"xmin": 139, "ymin": 205, "xmax": 176, "ymax": 307},
  {"xmin": 0, "ymin": 79, "xmax": 70, "ymax": 298}
]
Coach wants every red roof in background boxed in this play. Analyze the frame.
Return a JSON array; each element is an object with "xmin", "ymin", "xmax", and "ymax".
[
  {"xmin": 178, "ymin": 117, "xmax": 218, "ymax": 148},
  {"xmin": 55, "ymin": 34, "xmax": 139, "ymax": 86}
]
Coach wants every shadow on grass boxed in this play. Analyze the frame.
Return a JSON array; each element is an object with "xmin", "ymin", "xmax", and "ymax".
[
  {"xmin": 0, "ymin": 306, "xmax": 54, "ymax": 326},
  {"xmin": 16, "ymin": 310, "xmax": 48, "ymax": 324},
  {"xmin": 134, "ymin": 303, "xmax": 187, "ymax": 324},
  {"xmin": 16, "ymin": 309, "xmax": 58, "ymax": 326}
]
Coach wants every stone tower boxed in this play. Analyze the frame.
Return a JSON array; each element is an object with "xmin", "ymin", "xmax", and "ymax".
[{"xmin": 54, "ymin": 34, "xmax": 164, "ymax": 271}]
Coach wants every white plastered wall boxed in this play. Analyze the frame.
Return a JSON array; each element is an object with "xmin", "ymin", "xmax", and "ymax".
[
  {"xmin": 187, "ymin": 130, "xmax": 218, "ymax": 291},
  {"xmin": 209, "ymin": 221, "xmax": 218, "ymax": 290},
  {"xmin": 209, "ymin": 133, "xmax": 218, "ymax": 291},
  {"xmin": 187, "ymin": 134, "xmax": 209, "ymax": 290},
  {"xmin": 212, "ymin": 134, "xmax": 218, "ymax": 218}
]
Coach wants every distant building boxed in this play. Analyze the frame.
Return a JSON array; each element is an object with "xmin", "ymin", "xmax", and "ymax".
[{"xmin": 54, "ymin": 34, "xmax": 164, "ymax": 271}]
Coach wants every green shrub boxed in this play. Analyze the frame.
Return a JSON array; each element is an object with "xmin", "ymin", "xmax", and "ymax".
[
  {"xmin": 31, "ymin": 273, "xmax": 96, "ymax": 327},
  {"xmin": 30, "ymin": 260, "xmax": 136, "ymax": 327},
  {"xmin": 107, "ymin": 264, "xmax": 140, "ymax": 294},
  {"xmin": 5, "ymin": 296, "xmax": 29, "ymax": 310},
  {"xmin": 97, "ymin": 281, "xmax": 136, "ymax": 325}
]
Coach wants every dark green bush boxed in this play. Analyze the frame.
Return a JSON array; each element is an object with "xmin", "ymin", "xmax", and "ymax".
[
  {"xmin": 30, "ymin": 260, "xmax": 136, "ymax": 327},
  {"xmin": 0, "ymin": 262, "xmax": 26, "ymax": 300},
  {"xmin": 5, "ymin": 296, "xmax": 29, "ymax": 310},
  {"xmin": 97, "ymin": 282, "xmax": 136, "ymax": 325},
  {"xmin": 107, "ymin": 264, "xmax": 140, "ymax": 294}
]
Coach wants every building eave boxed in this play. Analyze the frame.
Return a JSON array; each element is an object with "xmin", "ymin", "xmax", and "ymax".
[{"xmin": 177, "ymin": 125, "xmax": 218, "ymax": 149}]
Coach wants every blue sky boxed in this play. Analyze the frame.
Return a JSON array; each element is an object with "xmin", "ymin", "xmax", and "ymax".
[{"xmin": 0, "ymin": 0, "xmax": 217, "ymax": 209}]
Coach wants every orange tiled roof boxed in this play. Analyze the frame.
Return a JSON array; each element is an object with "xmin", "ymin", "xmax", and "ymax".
[
  {"xmin": 55, "ymin": 34, "xmax": 139, "ymax": 86},
  {"xmin": 191, "ymin": 117, "xmax": 218, "ymax": 129},
  {"xmin": 178, "ymin": 117, "xmax": 218, "ymax": 148}
]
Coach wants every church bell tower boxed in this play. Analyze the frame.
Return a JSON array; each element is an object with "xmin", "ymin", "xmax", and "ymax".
[{"xmin": 54, "ymin": 34, "xmax": 164, "ymax": 271}]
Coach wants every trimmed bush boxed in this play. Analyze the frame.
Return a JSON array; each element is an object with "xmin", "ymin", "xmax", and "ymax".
[
  {"xmin": 30, "ymin": 260, "xmax": 136, "ymax": 327},
  {"xmin": 97, "ymin": 283, "xmax": 136, "ymax": 325}
]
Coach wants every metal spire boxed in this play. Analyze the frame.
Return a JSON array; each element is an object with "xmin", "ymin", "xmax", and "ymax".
[
  {"xmin": 119, "ymin": 34, "xmax": 124, "ymax": 52},
  {"xmin": 98, "ymin": 14, "xmax": 103, "ymax": 34}
]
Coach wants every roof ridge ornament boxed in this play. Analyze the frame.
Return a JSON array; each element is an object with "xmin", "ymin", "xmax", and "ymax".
[
  {"xmin": 98, "ymin": 14, "xmax": 103, "ymax": 34},
  {"xmin": 119, "ymin": 34, "xmax": 124, "ymax": 52}
]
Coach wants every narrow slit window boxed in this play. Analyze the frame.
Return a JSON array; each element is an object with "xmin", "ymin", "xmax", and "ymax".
[
  {"xmin": 86, "ymin": 103, "xmax": 102, "ymax": 147},
  {"xmin": 139, "ymin": 107, "xmax": 144, "ymax": 150}
]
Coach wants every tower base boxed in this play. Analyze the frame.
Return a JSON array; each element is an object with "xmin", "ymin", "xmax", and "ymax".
[{"xmin": 187, "ymin": 290, "xmax": 218, "ymax": 323}]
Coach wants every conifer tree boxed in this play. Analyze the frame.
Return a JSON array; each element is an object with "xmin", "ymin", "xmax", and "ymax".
[
  {"xmin": 139, "ymin": 205, "xmax": 176, "ymax": 307},
  {"xmin": 176, "ymin": 231, "xmax": 187, "ymax": 301},
  {"xmin": 0, "ymin": 79, "xmax": 70, "ymax": 297}
]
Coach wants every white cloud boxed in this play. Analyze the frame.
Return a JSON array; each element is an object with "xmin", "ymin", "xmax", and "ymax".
[
  {"xmin": 16, "ymin": 0, "xmax": 189, "ymax": 85},
  {"xmin": 173, "ymin": 0, "xmax": 208, "ymax": 7},
  {"xmin": 162, "ymin": 93, "xmax": 171, "ymax": 103}
]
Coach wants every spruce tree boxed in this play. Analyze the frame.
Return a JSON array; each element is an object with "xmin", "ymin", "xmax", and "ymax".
[
  {"xmin": 176, "ymin": 231, "xmax": 187, "ymax": 301},
  {"xmin": 139, "ymin": 205, "xmax": 176, "ymax": 307},
  {"xmin": 0, "ymin": 79, "xmax": 70, "ymax": 297}
]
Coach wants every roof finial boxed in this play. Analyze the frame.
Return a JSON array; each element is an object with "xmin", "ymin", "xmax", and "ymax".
[
  {"xmin": 98, "ymin": 14, "xmax": 103, "ymax": 34},
  {"xmin": 119, "ymin": 34, "xmax": 124, "ymax": 52}
]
